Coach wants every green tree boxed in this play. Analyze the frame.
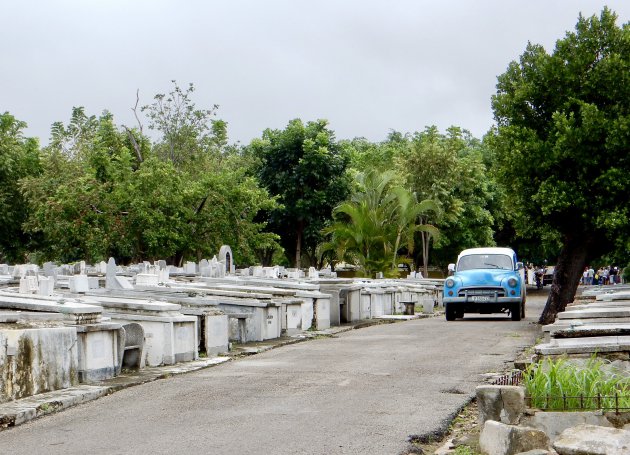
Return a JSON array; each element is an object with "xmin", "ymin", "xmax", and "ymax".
[
  {"xmin": 141, "ymin": 82, "xmax": 279, "ymax": 265},
  {"xmin": 0, "ymin": 113, "xmax": 41, "ymax": 262},
  {"xmin": 21, "ymin": 109, "xmax": 139, "ymax": 262},
  {"xmin": 251, "ymin": 119, "xmax": 351, "ymax": 267},
  {"xmin": 490, "ymin": 8, "xmax": 630, "ymax": 323}
]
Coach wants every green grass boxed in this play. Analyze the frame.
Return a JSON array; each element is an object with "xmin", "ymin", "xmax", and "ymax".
[
  {"xmin": 524, "ymin": 356, "xmax": 630, "ymax": 410},
  {"xmin": 453, "ymin": 446, "xmax": 480, "ymax": 455}
]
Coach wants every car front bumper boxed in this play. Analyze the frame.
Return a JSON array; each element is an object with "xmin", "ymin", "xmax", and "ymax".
[{"xmin": 442, "ymin": 296, "xmax": 522, "ymax": 305}]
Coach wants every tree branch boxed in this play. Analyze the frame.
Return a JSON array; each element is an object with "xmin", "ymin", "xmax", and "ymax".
[{"xmin": 123, "ymin": 126, "xmax": 144, "ymax": 164}]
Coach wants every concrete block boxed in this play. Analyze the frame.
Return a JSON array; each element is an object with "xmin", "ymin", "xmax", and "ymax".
[
  {"xmin": 37, "ymin": 276, "xmax": 54, "ymax": 296},
  {"xmin": 480, "ymin": 420, "xmax": 549, "ymax": 455},
  {"xmin": 69, "ymin": 275, "xmax": 89, "ymax": 293},
  {"xmin": 135, "ymin": 273, "xmax": 159, "ymax": 287},
  {"xmin": 553, "ymin": 424, "xmax": 630, "ymax": 455},
  {"xmin": 0, "ymin": 327, "xmax": 79, "ymax": 402},
  {"xmin": 204, "ymin": 313, "xmax": 229, "ymax": 356},
  {"xmin": 535, "ymin": 336, "xmax": 630, "ymax": 356},
  {"xmin": 477, "ymin": 385, "xmax": 525, "ymax": 425},
  {"xmin": 522, "ymin": 411, "xmax": 613, "ymax": 442}
]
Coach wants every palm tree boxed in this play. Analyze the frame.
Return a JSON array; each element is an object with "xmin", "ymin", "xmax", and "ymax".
[
  {"xmin": 322, "ymin": 170, "xmax": 438, "ymax": 277},
  {"xmin": 390, "ymin": 187, "xmax": 439, "ymax": 273}
]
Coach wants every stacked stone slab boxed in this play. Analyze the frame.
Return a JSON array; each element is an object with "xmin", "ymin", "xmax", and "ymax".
[{"xmin": 537, "ymin": 290, "xmax": 630, "ymax": 357}]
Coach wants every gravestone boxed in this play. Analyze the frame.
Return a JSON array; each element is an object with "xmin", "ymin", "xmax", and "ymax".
[
  {"xmin": 38, "ymin": 276, "xmax": 55, "ymax": 296},
  {"xmin": 287, "ymin": 270, "xmax": 301, "ymax": 279},
  {"xmin": 106, "ymin": 257, "xmax": 117, "ymax": 289},
  {"xmin": 308, "ymin": 267, "xmax": 319, "ymax": 279},
  {"xmin": 69, "ymin": 275, "xmax": 90, "ymax": 293},
  {"xmin": 199, "ymin": 259, "xmax": 210, "ymax": 277},
  {"xmin": 43, "ymin": 262, "xmax": 57, "ymax": 278},
  {"xmin": 218, "ymin": 245, "xmax": 235, "ymax": 275},
  {"xmin": 19, "ymin": 274, "xmax": 39, "ymax": 294},
  {"xmin": 184, "ymin": 261, "xmax": 197, "ymax": 275},
  {"xmin": 0, "ymin": 264, "xmax": 9, "ymax": 275}
]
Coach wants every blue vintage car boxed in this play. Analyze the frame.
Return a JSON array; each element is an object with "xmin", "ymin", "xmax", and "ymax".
[{"xmin": 443, "ymin": 247, "xmax": 526, "ymax": 321}]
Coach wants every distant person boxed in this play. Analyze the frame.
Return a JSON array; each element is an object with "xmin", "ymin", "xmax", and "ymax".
[
  {"xmin": 610, "ymin": 266, "xmax": 618, "ymax": 285},
  {"xmin": 586, "ymin": 266, "xmax": 594, "ymax": 285}
]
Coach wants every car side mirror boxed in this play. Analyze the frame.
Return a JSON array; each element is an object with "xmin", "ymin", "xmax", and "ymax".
[
  {"xmin": 447, "ymin": 263, "xmax": 455, "ymax": 272},
  {"xmin": 516, "ymin": 262, "xmax": 524, "ymax": 270}
]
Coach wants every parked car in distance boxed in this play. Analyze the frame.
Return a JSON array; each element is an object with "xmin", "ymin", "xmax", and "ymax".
[
  {"xmin": 543, "ymin": 265, "xmax": 555, "ymax": 286},
  {"xmin": 443, "ymin": 247, "xmax": 526, "ymax": 321}
]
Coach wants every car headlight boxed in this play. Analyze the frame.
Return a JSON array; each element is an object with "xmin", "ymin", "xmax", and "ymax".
[
  {"xmin": 508, "ymin": 277, "xmax": 517, "ymax": 287},
  {"xmin": 446, "ymin": 278, "xmax": 455, "ymax": 288}
]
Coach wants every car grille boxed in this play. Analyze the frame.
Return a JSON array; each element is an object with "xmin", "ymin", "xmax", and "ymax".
[{"xmin": 458, "ymin": 287, "xmax": 506, "ymax": 298}]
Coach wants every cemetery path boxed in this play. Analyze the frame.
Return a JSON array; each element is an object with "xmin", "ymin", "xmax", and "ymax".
[{"xmin": 0, "ymin": 291, "xmax": 546, "ymax": 455}]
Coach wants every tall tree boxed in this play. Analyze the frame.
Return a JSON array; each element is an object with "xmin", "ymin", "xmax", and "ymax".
[
  {"xmin": 490, "ymin": 8, "xmax": 630, "ymax": 323},
  {"xmin": 142, "ymin": 82, "xmax": 278, "ymax": 265},
  {"xmin": 251, "ymin": 119, "xmax": 351, "ymax": 267},
  {"xmin": 0, "ymin": 113, "xmax": 40, "ymax": 262}
]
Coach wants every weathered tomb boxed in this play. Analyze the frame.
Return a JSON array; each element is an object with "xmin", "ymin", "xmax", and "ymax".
[{"xmin": 85, "ymin": 294, "xmax": 197, "ymax": 366}]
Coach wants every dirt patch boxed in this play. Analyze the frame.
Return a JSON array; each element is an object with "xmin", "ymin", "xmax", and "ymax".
[{"xmin": 404, "ymin": 400, "xmax": 481, "ymax": 454}]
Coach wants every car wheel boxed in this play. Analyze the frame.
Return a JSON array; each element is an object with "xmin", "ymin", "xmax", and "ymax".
[
  {"xmin": 455, "ymin": 310, "xmax": 464, "ymax": 319},
  {"xmin": 521, "ymin": 302, "xmax": 526, "ymax": 319},
  {"xmin": 511, "ymin": 302, "xmax": 522, "ymax": 321},
  {"xmin": 445, "ymin": 303, "xmax": 456, "ymax": 321}
]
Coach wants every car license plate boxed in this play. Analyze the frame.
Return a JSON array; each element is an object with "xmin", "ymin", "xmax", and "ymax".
[{"xmin": 471, "ymin": 295, "xmax": 491, "ymax": 302}]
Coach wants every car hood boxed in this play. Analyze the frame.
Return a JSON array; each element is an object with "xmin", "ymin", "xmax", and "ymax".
[{"xmin": 455, "ymin": 269, "xmax": 516, "ymax": 286}]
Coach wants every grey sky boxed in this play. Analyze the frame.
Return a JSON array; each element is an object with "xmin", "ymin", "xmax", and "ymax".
[{"xmin": 2, "ymin": 1, "xmax": 629, "ymax": 145}]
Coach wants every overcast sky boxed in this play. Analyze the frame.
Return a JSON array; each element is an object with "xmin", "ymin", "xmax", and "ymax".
[{"xmin": 2, "ymin": 1, "xmax": 629, "ymax": 145}]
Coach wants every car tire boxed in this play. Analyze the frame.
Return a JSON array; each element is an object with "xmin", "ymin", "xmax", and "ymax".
[
  {"xmin": 511, "ymin": 302, "xmax": 522, "ymax": 321},
  {"xmin": 445, "ymin": 303, "xmax": 456, "ymax": 321},
  {"xmin": 455, "ymin": 310, "xmax": 464, "ymax": 319},
  {"xmin": 521, "ymin": 302, "xmax": 526, "ymax": 319}
]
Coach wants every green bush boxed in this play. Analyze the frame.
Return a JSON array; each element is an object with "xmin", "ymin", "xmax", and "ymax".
[{"xmin": 524, "ymin": 356, "xmax": 630, "ymax": 410}]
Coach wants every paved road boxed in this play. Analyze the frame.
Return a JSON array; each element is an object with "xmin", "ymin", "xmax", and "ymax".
[{"xmin": 0, "ymin": 291, "xmax": 546, "ymax": 455}]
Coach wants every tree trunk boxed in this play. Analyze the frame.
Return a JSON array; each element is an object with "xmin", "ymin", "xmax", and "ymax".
[
  {"xmin": 420, "ymin": 232, "xmax": 430, "ymax": 278},
  {"xmin": 295, "ymin": 221, "xmax": 304, "ymax": 268},
  {"xmin": 539, "ymin": 236, "xmax": 590, "ymax": 324}
]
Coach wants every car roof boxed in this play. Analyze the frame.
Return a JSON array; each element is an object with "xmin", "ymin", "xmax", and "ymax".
[{"xmin": 457, "ymin": 247, "xmax": 516, "ymax": 259}]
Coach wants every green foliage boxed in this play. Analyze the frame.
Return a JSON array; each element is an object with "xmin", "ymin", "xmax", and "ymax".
[
  {"xmin": 21, "ymin": 99, "xmax": 278, "ymax": 265},
  {"xmin": 393, "ymin": 126, "xmax": 499, "ymax": 271},
  {"xmin": 250, "ymin": 119, "xmax": 351, "ymax": 267},
  {"xmin": 490, "ymin": 8, "xmax": 630, "ymax": 259},
  {"xmin": 0, "ymin": 113, "xmax": 41, "ymax": 262},
  {"xmin": 490, "ymin": 8, "xmax": 630, "ymax": 322},
  {"xmin": 524, "ymin": 357, "xmax": 630, "ymax": 410}
]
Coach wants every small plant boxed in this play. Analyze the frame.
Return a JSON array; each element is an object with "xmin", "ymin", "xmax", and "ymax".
[
  {"xmin": 453, "ymin": 446, "xmax": 479, "ymax": 455},
  {"xmin": 524, "ymin": 356, "xmax": 630, "ymax": 410}
]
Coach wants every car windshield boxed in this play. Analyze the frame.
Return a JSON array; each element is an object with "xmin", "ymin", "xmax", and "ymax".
[{"xmin": 457, "ymin": 254, "xmax": 513, "ymax": 271}]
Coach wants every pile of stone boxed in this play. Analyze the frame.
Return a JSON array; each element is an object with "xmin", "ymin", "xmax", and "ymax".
[
  {"xmin": 468, "ymin": 288, "xmax": 630, "ymax": 454},
  {"xmin": 536, "ymin": 289, "xmax": 630, "ymax": 358},
  {"xmin": 476, "ymin": 384, "xmax": 630, "ymax": 455}
]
